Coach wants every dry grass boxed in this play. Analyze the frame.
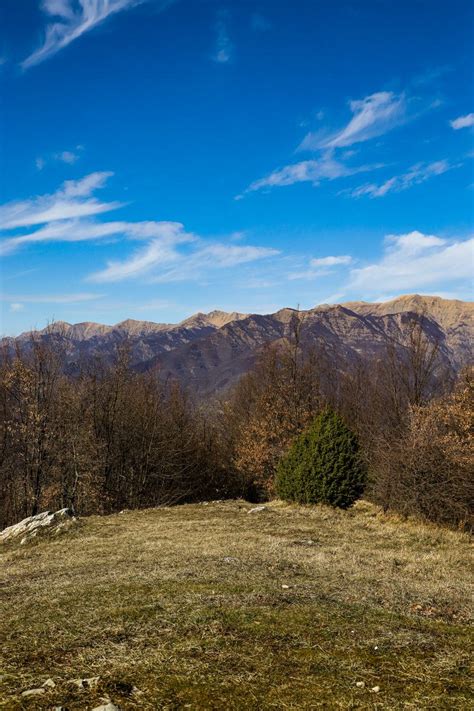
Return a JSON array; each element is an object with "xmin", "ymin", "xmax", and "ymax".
[{"xmin": 1, "ymin": 499, "xmax": 473, "ymax": 710}]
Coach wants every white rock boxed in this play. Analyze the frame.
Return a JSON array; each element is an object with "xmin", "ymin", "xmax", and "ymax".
[
  {"xmin": 281, "ymin": 584, "xmax": 290, "ymax": 589},
  {"xmin": 356, "ymin": 681, "xmax": 365, "ymax": 688},
  {"xmin": 1, "ymin": 509, "xmax": 75, "ymax": 544},
  {"xmin": 371, "ymin": 685, "xmax": 380, "ymax": 693},
  {"xmin": 247, "ymin": 505, "xmax": 267, "ymax": 514},
  {"xmin": 43, "ymin": 678, "xmax": 56, "ymax": 688},
  {"xmin": 69, "ymin": 675, "xmax": 100, "ymax": 689},
  {"xmin": 22, "ymin": 688, "xmax": 46, "ymax": 697}
]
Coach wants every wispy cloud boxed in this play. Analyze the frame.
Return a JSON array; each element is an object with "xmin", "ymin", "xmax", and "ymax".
[
  {"xmin": 288, "ymin": 254, "xmax": 352, "ymax": 281},
  {"xmin": 411, "ymin": 65, "xmax": 453, "ymax": 87},
  {"xmin": 311, "ymin": 255, "xmax": 352, "ymax": 267},
  {"xmin": 240, "ymin": 89, "xmax": 413, "ymax": 197},
  {"xmin": 155, "ymin": 244, "xmax": 280, "ymax": 282},
  {"xmin": 1, "ymin": 292, "xmax": 102, "ymax": 304},
  {"xmin": 345, "ymin": 159, "xmax": 456, "ymax": 199},
  {"xmin": 90, "ymin": 238, "xmax": 279, "ymax": 283},
  {"xmin": 0, "ymin": 218, "xmax": 195, "ymax": 256},
  {"xmin": 450, "ymin": 113, "xmax": 474, "ymax": 130},
  {"xmin": 213, "ymin": 9, "xmax": 232, "ymax": 64},
  {"xmin": 239, "ymin": 152, "xmax": 382, "ymax": 196},
  {"xmin": 36, "ymin": 145, "xmax": 84, "ymax": 171},
  {"xmin": 349, "ymin": 230, "xmax": 474, "ymax": 293},
  {"xmin": 0, "ymin": 172, "xmax": 119, "ymax": 234},
  {"xmin": 57, "ymin": 150, "xmax": 80, "ymax": 164},
  {"xmin": 300, "ymin": 91, "xmax": 406, "ymax": 151},
  {"xmin": 1, "ymin": 173, "xmax": 279, "ymax": 286},
  {"xmin": 88, "ymin": 224, "xmax": 194, "ymax": 282},
  {"xmin": 21, "ymin": 0, "xmax": 171, "ymax": 69}
]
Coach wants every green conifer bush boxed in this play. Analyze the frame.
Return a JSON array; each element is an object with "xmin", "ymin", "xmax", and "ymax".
[{"xmin": 276, "ymin": 410, "xmax": 366, "ymax": 508}]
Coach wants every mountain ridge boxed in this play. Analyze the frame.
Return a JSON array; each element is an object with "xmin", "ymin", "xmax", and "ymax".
[
  {"xmin": 10, "ymin": 294, "xmax": 471, "ymax": 339},
  {"xmin": 4, "ymin": 295, "xmax": 472, "ymax": 397}
]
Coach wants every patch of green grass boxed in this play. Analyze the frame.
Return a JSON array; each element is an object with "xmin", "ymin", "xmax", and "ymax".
[{"xmin": 1, "ymin": 500, "xmax": 472, "ymax": 709}]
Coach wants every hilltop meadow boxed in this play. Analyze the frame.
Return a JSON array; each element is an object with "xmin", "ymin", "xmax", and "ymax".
[{"xmin": 1, "ymin": 500, "xmax": 473, "ymax": 710}]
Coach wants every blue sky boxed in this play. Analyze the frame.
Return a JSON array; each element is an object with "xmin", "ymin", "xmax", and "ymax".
[{"xmin": 0, "ymin": 0, "xmax": 473, "ymax": 335}]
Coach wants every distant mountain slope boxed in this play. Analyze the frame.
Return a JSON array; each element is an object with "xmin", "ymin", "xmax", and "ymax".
[
  {"xmin": 8, "ymin": 310, "xmax": 249, "ymax": 371},
  {"xmin": 4, "ymin": 296, "xmax": 472, "ymax": 396},
  {"xmin": 154, "ymin": 301, "xmax": 458, "ymax": 395}
]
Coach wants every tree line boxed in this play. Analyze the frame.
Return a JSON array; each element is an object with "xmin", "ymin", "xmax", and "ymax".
[{"xmin": 0, "ymin": 314, "xmax": 472, "ymax": 531}]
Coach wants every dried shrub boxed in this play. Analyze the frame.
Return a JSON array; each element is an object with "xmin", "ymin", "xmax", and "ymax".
[{"xmin": 371, "ymin": 369, "xmax": 473, "ymax": 529}]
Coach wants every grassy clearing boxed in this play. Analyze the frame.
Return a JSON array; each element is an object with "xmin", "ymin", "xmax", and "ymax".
[{"xmin": 1, "ymin": 500, "xmax": 473, "ymax": 710}]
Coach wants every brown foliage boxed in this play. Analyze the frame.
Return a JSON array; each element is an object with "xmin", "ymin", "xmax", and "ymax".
[
  {"xmin": 1, "ymin": 311, "xmax": 470, "ymax": 531},
  {"xmin": 224, "ymin": 317, "xmax": 332, "ymax": 499},
  {"xmin": 371, "ymin": 369, "xmax": 474, "ymax": 529},
  {"xmin": 0, "ymin": 339, "xmax": 228, "ymax": 528}
]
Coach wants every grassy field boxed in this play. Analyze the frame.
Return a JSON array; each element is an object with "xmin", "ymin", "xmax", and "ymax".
[{"xmin": 1, "ymin": 499, "xmax": 473, "ymax": 710}]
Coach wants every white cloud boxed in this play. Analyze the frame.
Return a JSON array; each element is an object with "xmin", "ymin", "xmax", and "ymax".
[
  {"xmin": 450, "ymin": 113, "xmax": 474, "ymax": 130},
  {"xmin": 9, "ymin": 303, "xmax": 24, "ymax": 312},
  {"xmin": 213, "ymin": 10, "xmax": 232, "ymax": 64},
  {"xmin": 21, "ymin": 0, "xmax": 171, "ymax": 69},
  {"xmin": 300, "ymin": 91, "xmax": 406, "ymax": 150},
  {"xmin": 91, "ymin": 239, "xmax": 279, "ymax": 283},
  {"xmin": 310, "ymin": 255, "xmax": 352, "ymax": 267},
  {"xmin": 61, "ymin": 171, "xmax": 112, "ymax": 198},
  {"xmin": 0, "ymin": 172, "xmax": 119, "ymax": 232},
  {"xmin": 349, "ymin": 230, "xmax": 474, "ymax": 293},
  {"xmin": 241, "ymin": 89, "xmax": 406, "ymax": 197},
  {"xmin": 288, "ymin": 254, "xmax": 352, "ymax": 281},
  {"xmin": 89, "ymin": 240, "xmax": 180, "ymax": 282},
  {"xmin": 3, "ymin": 173, "xmax": 280, "ymax": 287},
  {"xmin": 56, "ymin": 150, "xmax": 80, "ymax": 164},
  {"xmin": 352, "ymin": 163, "xmax": 451, "ymax": 198},
  {"xmin": 192, "ymin": 244, "xmax": 278, "ymax": 268},
  {"xmin": 346, "ymin": 160, "xmax": 455, "ymax": 198},
  {"xmin": 88, "ymin": 224, "xmax": 194, "ymax": 282},
  {"xmin": 240, "ymin": 152, "xmax": 382, "ymax": 195},
  {"xmin": 0, "ymin": 219, "xmax": 184, "ymax": 255},
  {"xmin": 2, "ymin": 293, "xmax": 101, "ymax": 304},
  {"xmin": 36, "ymin": 145, "xmax": 84, "ymax": 170}
]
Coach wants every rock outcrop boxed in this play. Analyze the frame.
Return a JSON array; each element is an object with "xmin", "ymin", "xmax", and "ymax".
[{"xmin": 0, "ymin": 509, "xmax": 75, "ymax": 544}]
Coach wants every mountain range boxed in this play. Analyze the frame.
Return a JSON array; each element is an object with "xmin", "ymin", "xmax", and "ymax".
[{"xmin": 5, "ymin": 295, "xmax": 473, "ymax": 397}]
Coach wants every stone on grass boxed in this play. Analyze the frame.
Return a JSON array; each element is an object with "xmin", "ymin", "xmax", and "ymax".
[
  {"xmin": 247, "ymin": 505, "xmax": 267, "ymax": 514},
  {"xmin": 371, "ymin": 685, "xmax": 380, "ymax": 693},
  {"xmin": 356, "ymin": 681, "xmax": 365, "ymax": 688},
  {"xmin": 1, "ymin": 509, "xmax": 75, "ymax": 544},
  {"xmin": 21, "ymin": 688, "xmax": 46, "ymax": 697},
  {"xmin": 69, "ymin": 676, "xmax": 100, "ymax": 689},
  {"xmin": 42, "ymin": 678, "xmax": 55, "ymax": 688}
]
